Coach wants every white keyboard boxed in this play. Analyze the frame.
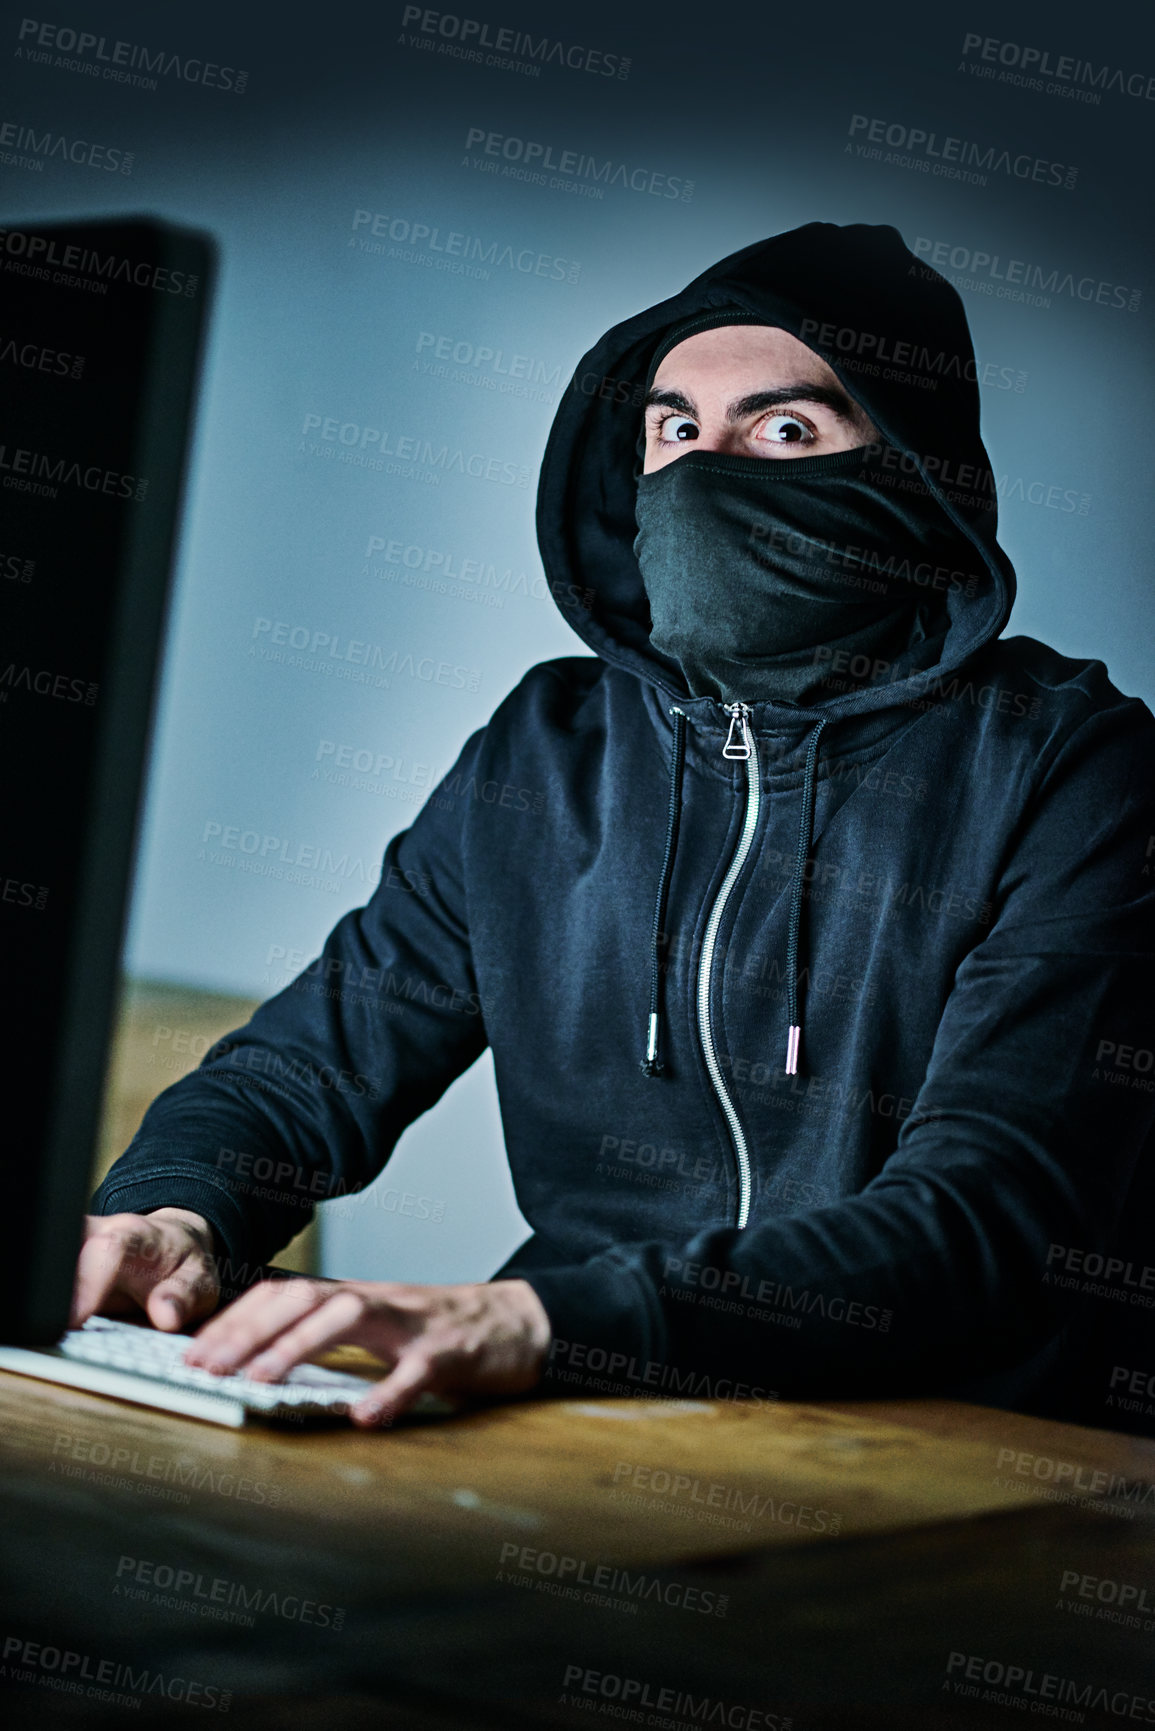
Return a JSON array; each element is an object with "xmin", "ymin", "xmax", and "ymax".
[{"xmin": 0, "ymin": 1315, "xmax": 453, "ymax": 1428}]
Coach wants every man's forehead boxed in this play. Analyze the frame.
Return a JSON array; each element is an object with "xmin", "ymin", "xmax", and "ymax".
[
  {"xmin": 652, "ymin": 322, "xmax": 837, "ymax": 385},
  {"xmin": 646, "ymin": 325, "xmax": 863, "ymax": 425},
  {"xmin": 656, "ymin": 322, "xmax": 810, "ymax": 355}
]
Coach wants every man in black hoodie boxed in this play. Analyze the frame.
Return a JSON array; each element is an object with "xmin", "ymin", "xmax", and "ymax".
[{"xmin": 78, "ymin": 223, "xmax": 1155, "ymax": 1433}]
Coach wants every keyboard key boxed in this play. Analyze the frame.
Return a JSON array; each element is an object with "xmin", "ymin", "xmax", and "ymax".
[{"xmin": 59, "ymin": 1317, "xmax": 370, "ymax": 1413}]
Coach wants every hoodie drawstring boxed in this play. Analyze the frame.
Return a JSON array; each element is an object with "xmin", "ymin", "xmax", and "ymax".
[
  {"xmin": 641, "ymin": 710, "xmax": 827, "ymax": 1081},
  {"xmin": 640, "ymin": 707, "xmax": 687, "ymax": 1076},
  {"xmin": 785, "ymin": 718, "xmax": 827, "ymax": 1075}
]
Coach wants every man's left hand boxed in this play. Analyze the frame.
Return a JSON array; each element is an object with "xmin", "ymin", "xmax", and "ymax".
[{"xmin": 182, "ymin": 1277, "xmax": 553, "ymax": 1426}]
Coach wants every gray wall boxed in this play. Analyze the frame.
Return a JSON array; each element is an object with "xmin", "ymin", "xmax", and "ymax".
[{"xmin": 5, "ymin": 0, "xmax": 1152, "ymax": 1279}]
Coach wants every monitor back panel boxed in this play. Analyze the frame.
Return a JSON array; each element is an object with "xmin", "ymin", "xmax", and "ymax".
[{"xmin": 0, "ymin": 217, "xmax": 213, "ymax": 1341}]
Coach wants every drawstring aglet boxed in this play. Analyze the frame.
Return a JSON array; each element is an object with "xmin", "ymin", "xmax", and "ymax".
[
  {"xmin": 641, "ymin": 1012, "xmax": 665, "ymax": 1077},
  {"xmin": 785, "ymin": 1024, "xmax": 801, "ymax": 1076},
  {"xmin": 641, "ymin": 709, "xmax": 686, "ymax": 1080}
]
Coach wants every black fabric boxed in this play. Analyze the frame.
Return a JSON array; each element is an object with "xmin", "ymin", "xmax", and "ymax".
[
  {"xmin": 536, "ymin": 220, "xmax": 1009, "ymax": 717},
  {"xmin": 633, "ymin": 443, "xmax": 963, "ymax": 705},
  {"xmin": 91, "ymin": 222, "xmax": 1155, "ymax": 1433}
]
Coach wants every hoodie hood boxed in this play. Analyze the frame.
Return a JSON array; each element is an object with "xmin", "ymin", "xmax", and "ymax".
[{"xmin": 536, "ymin": 221, "xmax": 1016, "ymax": 720}]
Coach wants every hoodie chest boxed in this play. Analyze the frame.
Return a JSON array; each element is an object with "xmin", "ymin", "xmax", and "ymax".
[{"xmin": 470, "ymin": 700, "xmax": 1006, "ymax": 1086}]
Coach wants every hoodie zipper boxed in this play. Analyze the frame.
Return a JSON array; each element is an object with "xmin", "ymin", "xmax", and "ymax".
[{"xmin": 697, "ymin": 702, "xmax": 758, "ymax": 1230}]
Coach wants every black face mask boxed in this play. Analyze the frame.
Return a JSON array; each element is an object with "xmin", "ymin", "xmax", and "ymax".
[{"xmin": 633, "ymin": 443, "xmax": 970, "ymax": 707}]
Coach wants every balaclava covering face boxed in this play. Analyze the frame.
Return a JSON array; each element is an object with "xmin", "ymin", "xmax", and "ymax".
[{"xmin": 632, "ymin": 311, "xmax": 976, "ymax": 707}]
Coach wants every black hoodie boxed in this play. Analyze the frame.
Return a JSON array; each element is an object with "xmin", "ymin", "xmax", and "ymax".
[{"xmin": 94, "ymin": 223, "xmax": 1155, "ymax": 1429}]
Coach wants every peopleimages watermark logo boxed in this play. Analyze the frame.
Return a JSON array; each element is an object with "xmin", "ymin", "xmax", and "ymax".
[
  {"xmin": 958, "ymin": 32, "xmax": 1155, "ymax": 106},
  {"xmin": 2, "ymin": 1633, "xmax": 232, "ymax": 1712},
  {"xmin": 992, "ymin": 1445, "xmax": 1155, "ymax": 1518},
  {"xmin": 462, "ymin": 127, "xmax": 694, "ymax": 200},
  {"xmin": 15, "ymin": 17, "xmax": 248, "ymax": 93},
  {"xmin": 197, "ymin": 819, "xmax": 380, "ymax": 894},
  {"xmin": 497, "ymin": 1543, "xmax": 728, "ymax": 1618},
  {"xmin": 349, "ymin": 207, "xmax": 581, "ymax": 285},
  {"xmin": 1090, "ymin": 1038, "xmax": 1155, "ymax": 1097},
  {"xmin": 547, "ymin": 1338, "xmax": 775, "ymax": 1404},
  {"xmin": 0, "ymin": 333, "xmax": 84, "ymax": 379},
  {"xmin": 944, "ymin": 1649, "xmax": 1155, "ymax": 1720},
  {"xmin": 0, "ymin": 226, "xmax": 202, "ymax": 298},
  {"xmin": 50, "ymin": 1429, "xmax": 283, "ymax": 1507},
  {"xmin": 363, "ymin": 535, "xmax": 594, "ymax": 614},
  {"xmin": 413, "ymin": 328, "xmax": 562, "ymax": 402},
  {"xmin": 1, "ymin": 544, "xmax": 35, "ymax": 582},
  {"xmin": 398, "ymin": 8, "xmax": 631, "ymax": 80},
  {"xmin": 911, "ymin": 238, "xmax": 1141, "ymax": 314},
  {"xmin": 1107, "ymin": 1365, "xmax": 1155, "ymax": 1424},
  {"xmin": 608, "ymin": 1460, "xmax": 844, "ymax": 1537},
  {"xmin": 299, "ymin": 411, "xmax": 531, "ymax": 488},
  {"xmin": 558, "ymin": 1665, "xmax": 791, "ymax": 1730},
  {"xmin": 0, "ymin": 440, "xmax": 146, "ymax": 503},
  {"xmin": 1, "ymin": 871, "xmax": 49, "ymax": 911},
  {"xmin": 0, "ymin": 661, "xmax": 97, "ymax": 705},
  {"xmin": 247, "ymin": 615, "xmax": 481, "ymax": 695},
  {"xmin": 846, "ymin": 113, "xmax": 1077, "ymax": 191},
  {"xmin": 0, "ymin": 117, "xmax": 133, "ymax": 175},
  {"xmin": 797, "ymin": 317, "xmax": 1026, "ymax": 392},
  {"xmin": 114, "ymin": 1555, "xmax": 344, "ymax": 1631},
  {"xmin": 1057, "ymin": 1568, "xmax": 1155, "ymax": 1632},
  {"xmin": 1044, "ymin": 1241, "xmax": 1155, "ymax": 1308},
  {"xmin": 662, "ymin": 1255, "xmax": 894, "ymax": 1334}
]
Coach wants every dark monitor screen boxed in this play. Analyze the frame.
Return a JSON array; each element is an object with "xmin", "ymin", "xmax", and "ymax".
[{"xmin": 0, "ymin": 216, "xmax": 213, "ymax": 1342}]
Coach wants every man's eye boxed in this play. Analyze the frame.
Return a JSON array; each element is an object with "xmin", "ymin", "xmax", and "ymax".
[
  {"xmin": 656, "ymin": 415, "xmax": 699, "ymax": 444},
  {"xmin": 757, "ymin": 414, "xmax": 815, "ymax": 445}
]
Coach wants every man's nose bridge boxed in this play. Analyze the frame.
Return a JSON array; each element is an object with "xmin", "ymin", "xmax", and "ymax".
[
  {"xmin": 700, "ymin": 428, "xmax": 741, "ymax": 455},
  {"xmin": 669, "ymin": 427, "xmax": 743, "ymax": 459}
]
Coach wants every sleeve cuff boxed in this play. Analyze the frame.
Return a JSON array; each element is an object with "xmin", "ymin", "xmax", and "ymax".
[
  {"xmin": 90, "ymin": 1164, "xmax": 254, "ymax": 1286},
  {"xmin": 517, "ymin": 1258, "xmax": 666, "ymax": 1399}
]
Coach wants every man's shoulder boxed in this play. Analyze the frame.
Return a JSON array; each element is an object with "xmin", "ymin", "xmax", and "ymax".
[
  {"xmin": 975, "ymin": 634, "xmax": 1153, "ymax": 731},
  {"xmin": 455, "ymin": 658, "xmax": 660, "ymax": 797},
  {"xmin": 487, "ymin": 655, "xmax": 639, "ymax": 731}
]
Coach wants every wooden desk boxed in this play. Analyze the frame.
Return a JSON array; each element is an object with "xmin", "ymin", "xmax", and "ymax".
[
  {"xmin": 11, "ymin": 976, "xmax": 1155, "ymax": 1721},
  {"xmin": 3, "ymin": 1370, "xmax": 1155, "ymax": 1728}
]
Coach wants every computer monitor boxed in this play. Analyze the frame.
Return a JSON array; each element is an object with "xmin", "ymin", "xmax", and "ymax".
[{"xmin": 0, "ymin": 215, "xmax": 214, "ymax": 1342}]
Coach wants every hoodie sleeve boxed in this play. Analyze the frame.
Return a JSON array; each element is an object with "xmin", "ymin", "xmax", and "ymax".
[
  {"xmin": 90, "ymin": 729, "xmax": 490, "ymax": 1278},
  {"xmin": 521, "ymin": 693, "xmax": 1155, "ymax": 1400}
]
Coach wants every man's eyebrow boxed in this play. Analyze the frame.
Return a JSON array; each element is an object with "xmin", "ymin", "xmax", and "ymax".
[{"xmin": 643, "ymin": 383, "xmax": 861, "ymax": 424}]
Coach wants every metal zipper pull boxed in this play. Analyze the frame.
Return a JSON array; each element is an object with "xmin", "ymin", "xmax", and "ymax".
[
  {"xmin": 722, "ymin": 701, "xmax": 753, "ymax": 760},
  {"xmin": 699, "ymin": 698, "xmax": 761, "ymax": 1229}
]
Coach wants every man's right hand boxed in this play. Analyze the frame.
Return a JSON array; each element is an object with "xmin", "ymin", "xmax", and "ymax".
[{"xmin": 71, "ymin": 1208, "xmax": 221, "ymax": 1332}]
